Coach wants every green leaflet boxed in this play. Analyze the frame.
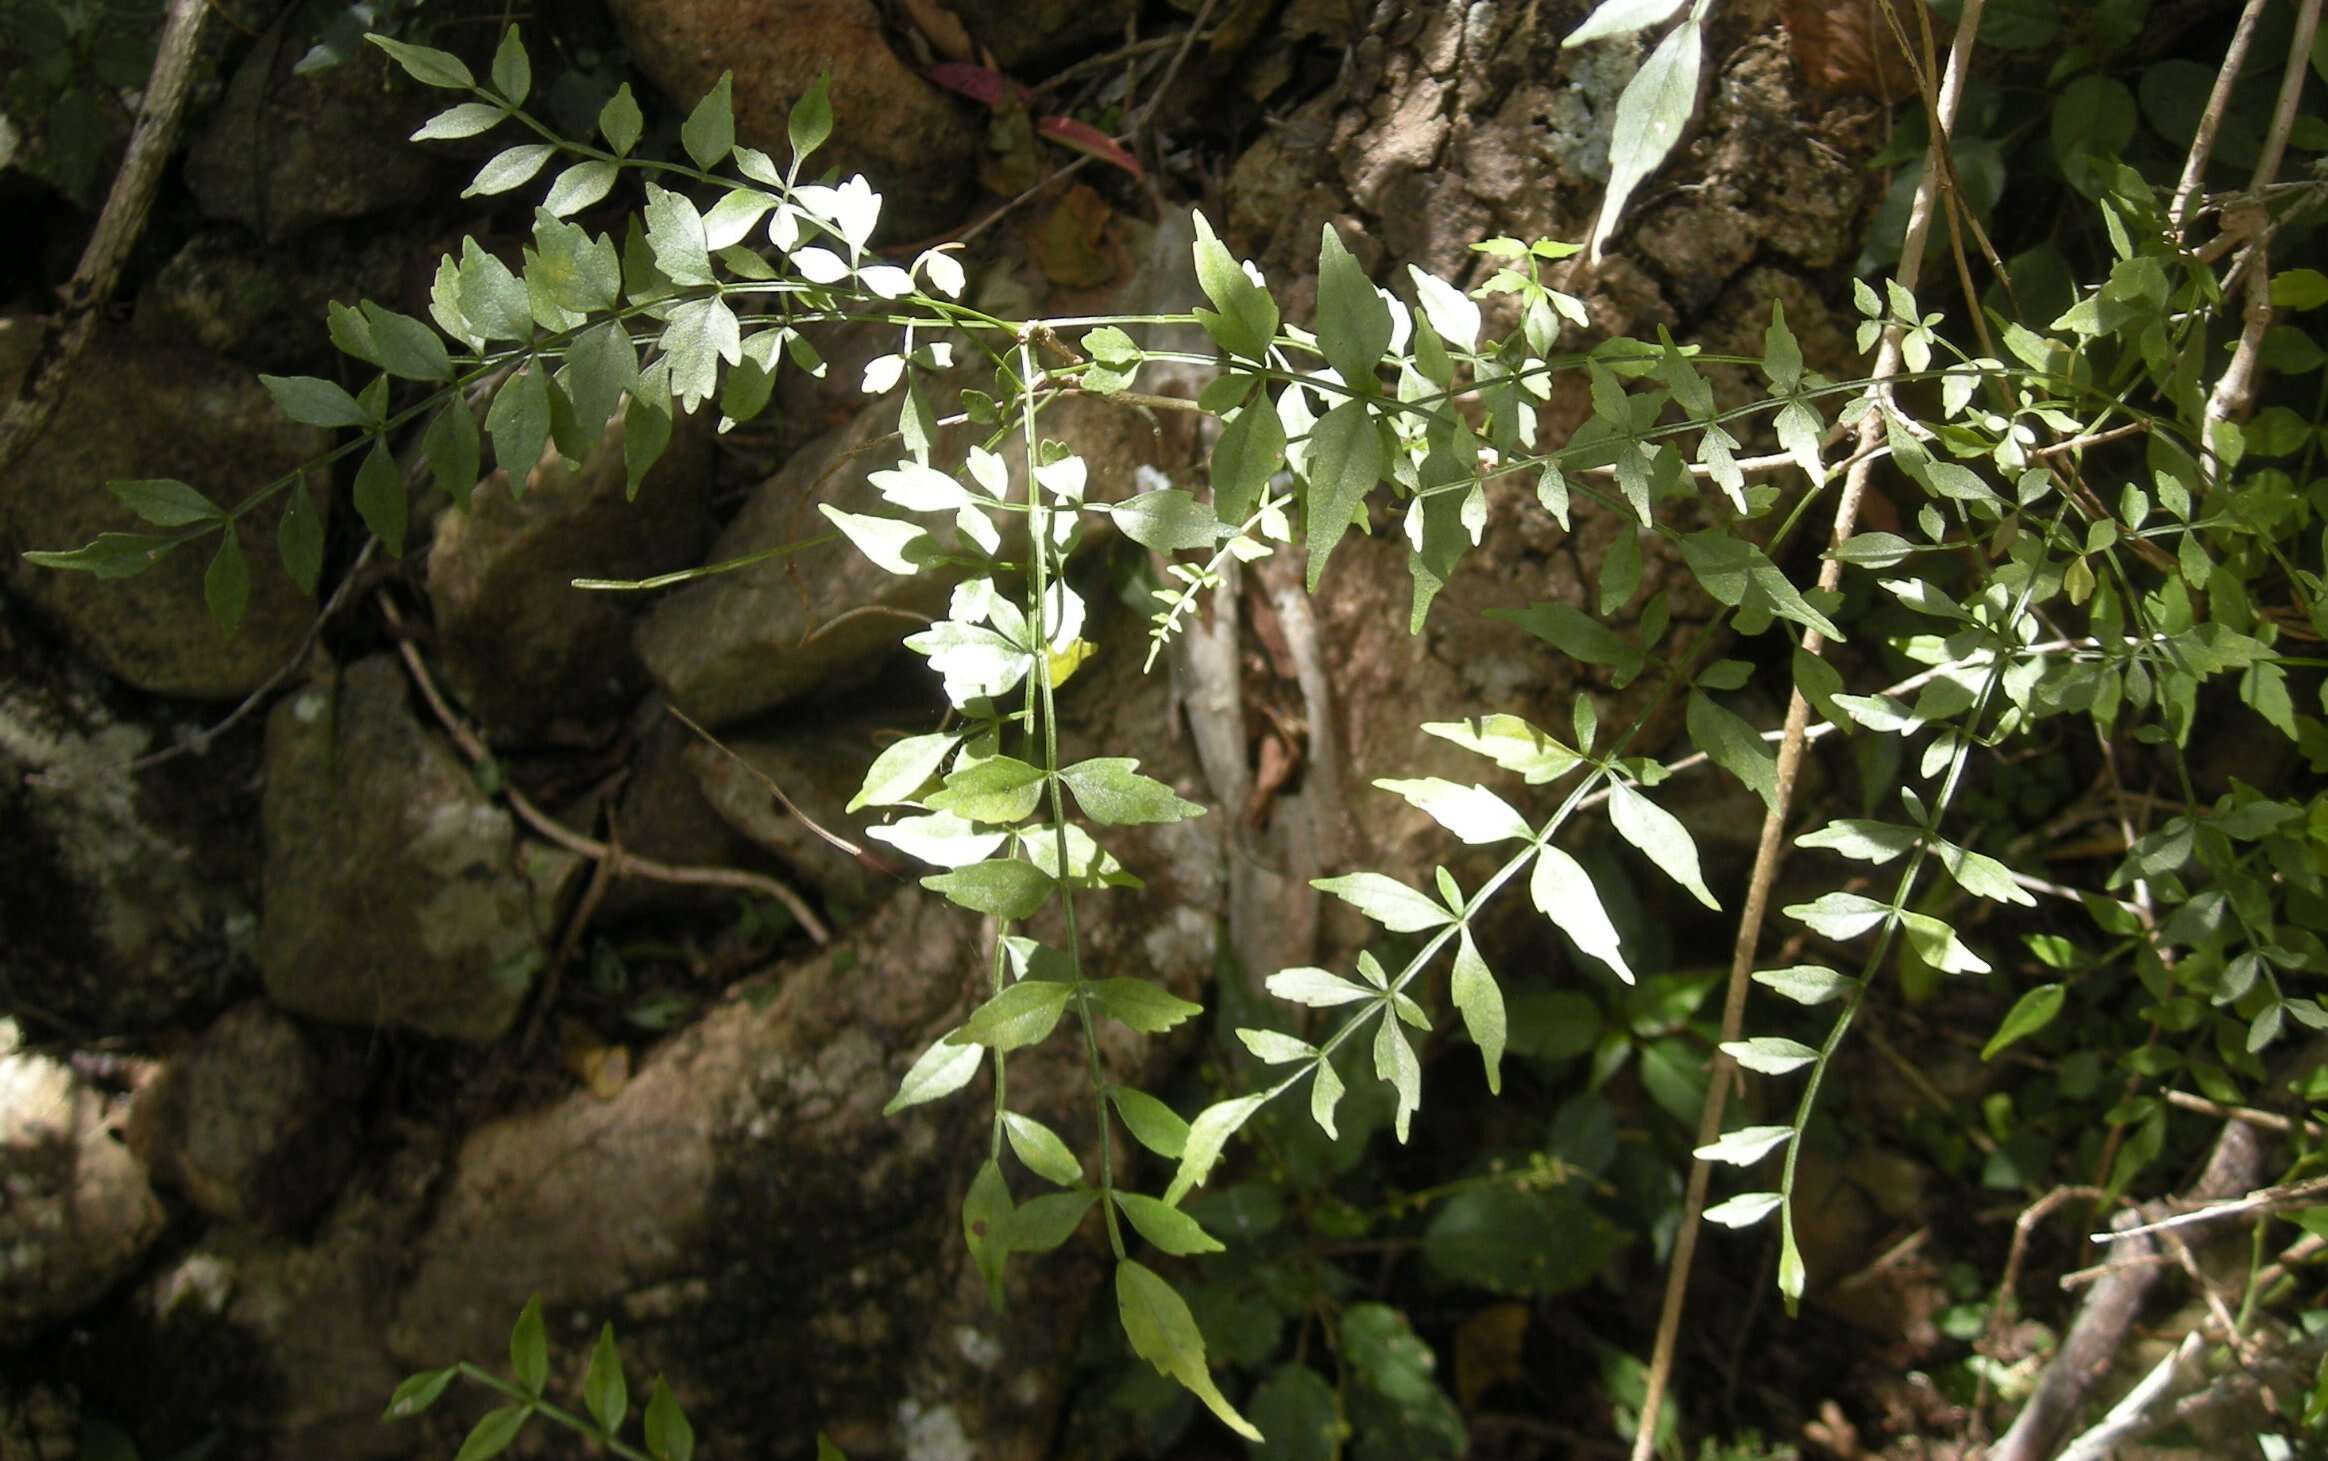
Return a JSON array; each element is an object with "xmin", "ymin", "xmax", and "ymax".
[
  {"xmin": 1109, "ymin": 1086, "xmax": 1189, "ymax": 1158},
  {"xmin": 1450, "ymin": 929, "xmax": 1507, "ymax": 1094},
  {"xmin": 1060, "ymin": 759, "xmax": 1204, "ymax": 826},
  {"xmin": 261, "ymin": 373, "xmax": 369, "ymax": 429},
  {"xmin": 1084, "ymin": 978, "xmax": 1203, "ymax": 1034},
  {"xmin": 1530, "ymin": 845, "xmax": 1634, "ymax": 983},
  {"xmin": 582, "ymin": 1323, "xmax": 627, "ymax": 1434},
  {"xmin": 203, "ymin": 526, "xmax": 248, "ymax": 635},
  {"xmin": 489, "ymin": 29, "xmax": 528, "ymax": 104},
  {"xmin": 462, "ymin": 144, "xmax": 554, "ymax": 199},
  {"xmin": 1302, "ymin": 399, "xmax": 1385, "ymax": 590},
  {"xmin": 1190, "ymin": 210, "xmax": 1277, "ymax": 361},
  {"xmin": 850, "ymin": 732, "xmax": 959, "ymax": 812},
  {"xmin": 352, "ymin": 439, "xmax": 407, "ymax": 556},
  {"xmin": 382, "ymin": 1368, "xmax": 456, "ymax": 1421},
  {"xmin": 1685, "ymin": 691, "xmax": 1777, "ymax": 811},
  {"xmin": 1001, "ymin": 1190, "xmax": 1096, "ymax": 1253},
  {"xmin": 928, "ymin": 755, "xmax": 1046, "ymax": 824},
  {"xmin": 1002, "ymin": 1112, "xmax": 1084, "ymax": 1186},
  {"xmin": 1679, "ymin": 530, "xmax": 1843, "ymax": 641},
  {"xmin": 1423, "ymin": 713, "xmax": 1583, "ymax": 783},
  {"xmin": 108, "ymin": 478, "xmax": 223, "ymax": 526},
  {"xmin": 1111, "ymin": 488, "xmax": 1220, "ymax": 552},
  {"xmin": 1113, "ymin": 1191, "xmax": 1223, "ymax": 1255},
  {"xmin": 1315, "ymin": 222, "xmax": 1393, "ymax": 388},
  {"xmin": 883, "ymin": 1033, "xmax": 983, "ymax": 1115},
  {"xmin": 452, "ymin": 1405, "xmax": 527, "ymax": 1461},
  {"xmin": 508, "ymin": 1295, "xmax": 547, "ymax": 1394},
  {"xmin": 1210, "ymin": 396, "xmax": 1286, "ymax": 524},
  {"xmin": 1313, "ymin": 872, "xmax": 1455, "ymax": 932},
  {"xmin": 1374, "ymin": 777, "xmax": 1531, "ymax": 845},
  {"xmin": 1605, "ymin": 780, "xmax": 1719, "ymax": 910},
  {"xmin": 1590, "ymin": 16, "xmax": 1700, "ymax": 261},
  {"xmin": 644, "ymin": 1378, "xmax": 694, "ymax": 1461},
  {"xmin": 789, "ymin": 71, "xmax": 833, "ymax": 161},
  {"xmin": 1373, "ymin": 1012, "xmax": 1421, "ymax": 1141},
  {"xmin": 486, "ymin": 363, "xmax": 552, "ymax": 488},
  {"xmin": 682, "ymin": 71, "xmax": 735, "ymax": 170},
  {"xmin": 951, "ymin": 981, "xmax": 1072, "ymax": 1057},
  {"xmin": 1167, "ymin": 1095, "xmax": 1264, "ymax": 1204},
  {"xmin": 1983, "ymin": 983, "xmax": 2066, "ymax": 1060},
  {"xmin": 1116, "ymin": 1260, "xmax": 1261, "ymax": 1440}
]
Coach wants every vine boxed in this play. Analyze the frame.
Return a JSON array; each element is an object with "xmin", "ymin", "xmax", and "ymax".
[{"xmin": 23, "ymin": 10, "xmax": 2328, "ymax": 1454}]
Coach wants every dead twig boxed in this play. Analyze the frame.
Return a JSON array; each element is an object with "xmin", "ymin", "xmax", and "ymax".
[
  {"xmin": 2170, "ymin": 0, "xmax": 2274, "ymax": 241},
  {"xmin": 0, "ymin": 0, "xmax": 210, "ymax": 476},
  {"xmin": 1627, "ymin": 6, "xmax": 1991, "ymax": 1456},
  {"xmin": 1988, "ymin": 1120, "xmax": 2262, "ymax": 1461},
  {"xmin": 519, "ymin": 814, "xmax": 620, "ymax": 1060},
  {"xmin": 2090, "ymin": 1173, "xmax": 2328, "ymax": 1247},
  {"xmin": 378, "ymin": 596, "xmax": 832, "ymax": 946}
]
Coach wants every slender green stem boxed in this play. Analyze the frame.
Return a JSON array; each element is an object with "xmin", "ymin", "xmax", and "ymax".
[
  {"xmin": 452, "ymin": 1364, "xmax": 655, "ymax": 1461},
  {"xmin": 1016, "ymin": 339, "xmax": 1125, "ymax": 1256}
]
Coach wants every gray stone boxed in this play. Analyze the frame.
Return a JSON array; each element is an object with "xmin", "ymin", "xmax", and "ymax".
[
  {"xmin": 184, "ymin": 23, "xmax": 450, "ymax": 241},
  {"xmin": 0, "ymin": 319, "xmax": 330, "ymax": 700},
  {"xmin": 127, "ymin": 1003, "xmax": 353, "ymax": 1230},
  {"xmin": 633, "ymin": 407, "xmax": 956, "ymax": 727},
  {"xmin": 0, "ymin": 614, "xmax": 258, "ymax": 1032},
  {"xmin": 385, "ymin": 606, "xmax": 1225, "ymax": 1457},
  {"xmin": 427, "ymin": 410, "xmax": 712, "ymax": 743},
  {"xmin": 0, "ymin": 1379, "xmax": 79, "ymax": 1461},
  {"xmin": 0, "ymin": 1026, "xmax": 166, "ymax": 1346},
  {"xmin": 383, "ymin": 893, "xmax": 1098, "ymax": 1459},
  {"xmin": 682, "ymin": 722, "xmax": 889, "ymax": 910},
  {"xmin": 133, "ymin": 224, "xmax": 427, "ymax": 374},
  {"xmin": 636, "ymin": 387, "xmax": 1163, "ymax": 729},
  {"xmin": 259, "ymin": 656, "xmax": 564, "ymax": 1043}
]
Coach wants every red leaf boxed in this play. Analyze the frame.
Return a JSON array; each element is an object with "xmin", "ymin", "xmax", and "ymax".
[
  {"xmin": 926, "ymin": 62, "xmax": 1025, "ymax": 108},
  {"xmin": 1036, "ymin": 116, "xmax": 1142, "ymax": 178}
]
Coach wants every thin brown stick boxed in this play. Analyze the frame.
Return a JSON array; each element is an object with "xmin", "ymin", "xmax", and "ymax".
[
  {"xmin": 2251, "ymin": 1230, "xmax": 2326, "ymax": 1296},
  {"xmin": 2199, "ymin": 0, "xmax": 2324, "ymax": 487},
  {"xmin": 1990, "ymin": 1121, "xmax": 2262, "ymax": 1461},
  {"xmin": 2091, "ymin": 1174, "xmax": 2328, "ymax": 1246},
  {"xmin": 379, "ymin": 597, "xmax": 832, "ymax": 945},
  {"xmin": 2170, "ymin": 0, "xmax": 2273, "ymax": 240},
  {"xmin": 1626, "ymin": 6, "xmax": 1989, "ymax": 1456},
  {"xmin": 520, "ymin": 817, "xmax": 618, "ymax": 1059},
  {"xmin": 1127, "ymin": 0, "xmax": 1220, "ymax": 137},
  {"xmin": 2162, "ymin": 1087, "xmax": 2324, "ymax": 1140},
  {"xmin": 1970, "ymin": 1184, "xmax": 2113, "ymax": 1438},
  {"xmin": 0, "ymin": 0, "xmax": 210, "ymax": 476}
]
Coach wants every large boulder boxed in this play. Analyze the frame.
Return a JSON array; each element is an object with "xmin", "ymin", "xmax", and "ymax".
[
  {"xmin": 259, "ymin": 656, "xmax": 572, "ymax": 1043},
  {"xmin": 0, "ymin": 318, "xmax": 330, "ymax": 700},
  {"xmin": 427, "ymin": 411, "xmax": 713, "ymax": 743},
  {"xmin": 604, "ymin": 0, "xmax": 975, "ymax": 234},
  {"xmin": 0, "ymin": 1025, "xmax": 166, "ymax": 1346}
]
